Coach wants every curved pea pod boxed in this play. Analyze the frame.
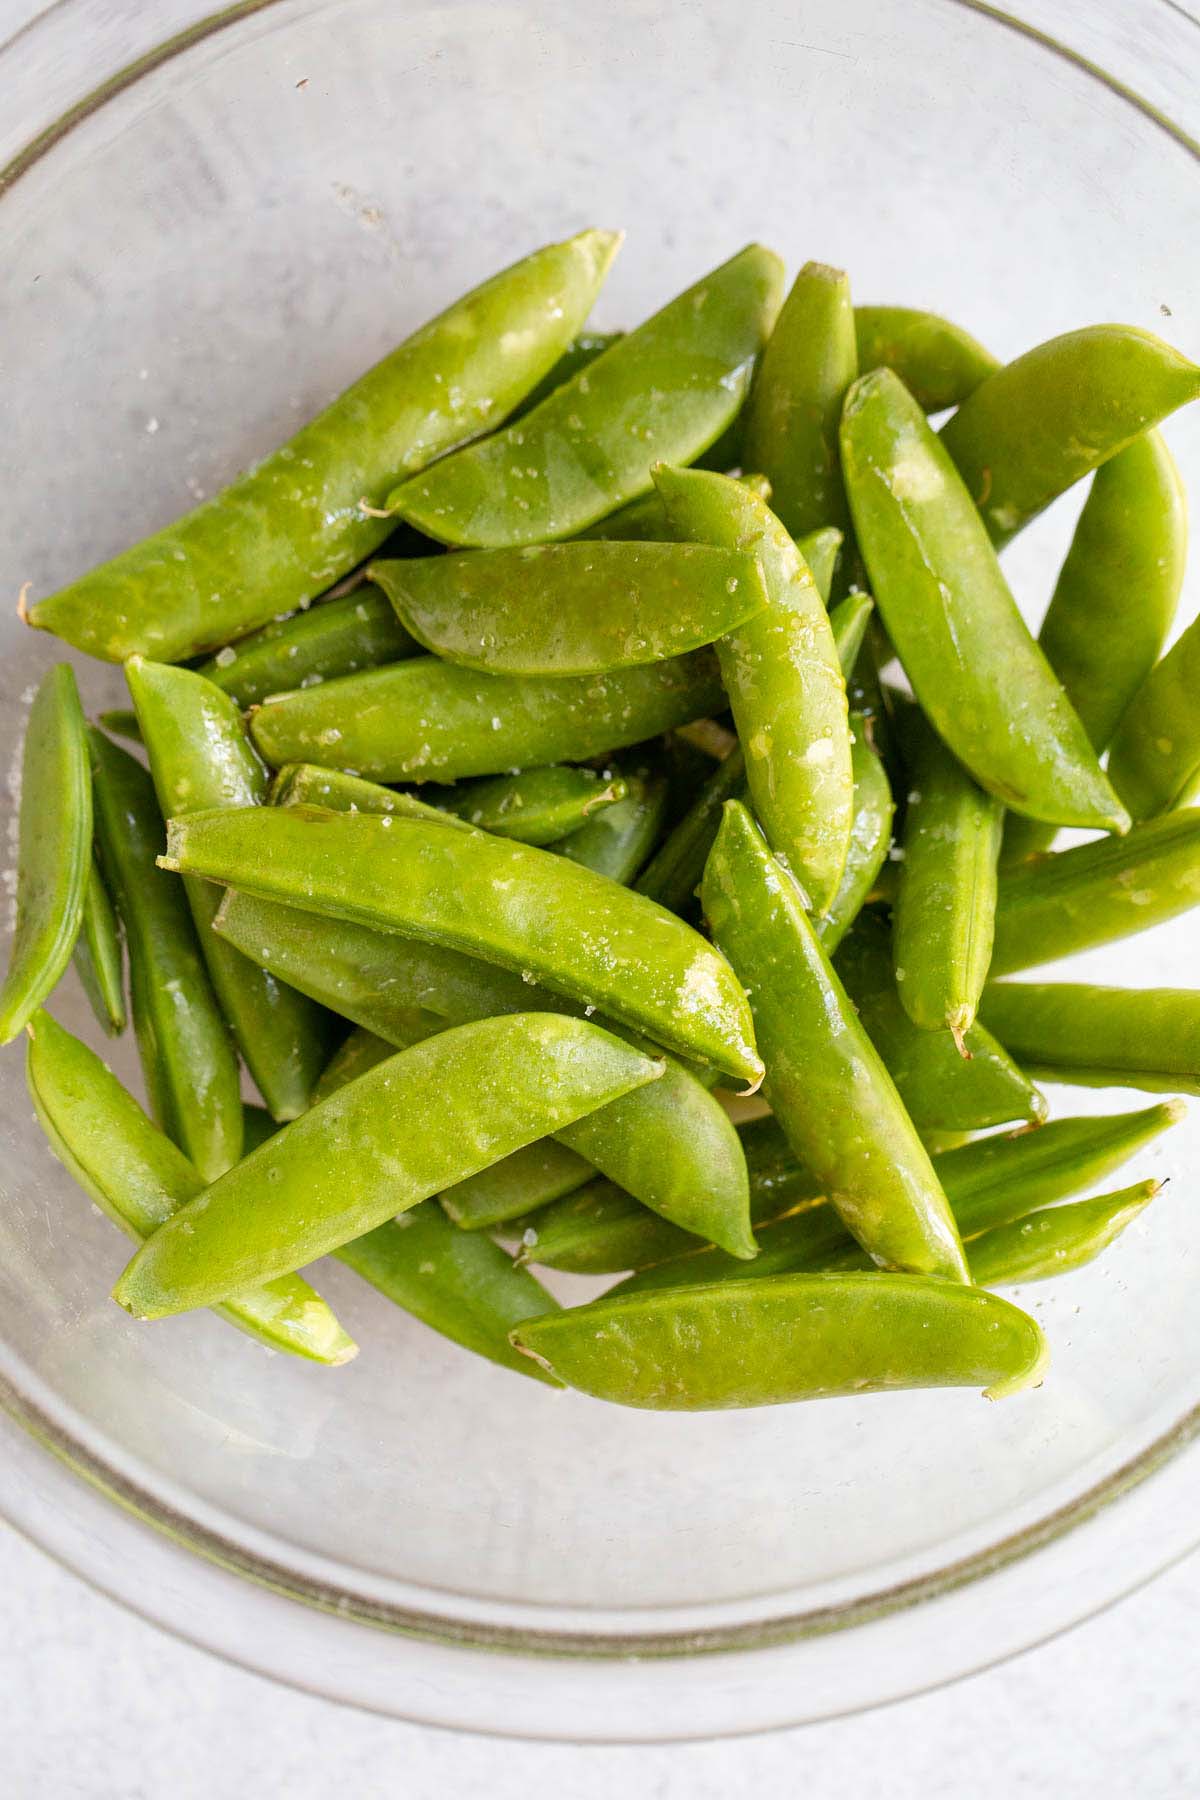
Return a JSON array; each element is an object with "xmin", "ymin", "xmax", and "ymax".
[
  {"xmin": 166, "ymin": 805, "xmax": 762, "ymax": 1083},
  {"xmin": 25, "ymin": 230, "xmax": 622, "ymax": 663},
  {"xmin": 702, "ymin": 800, "xmax": 968, "ymax": 1280},
  {"xmin": 556, "ymin": 758, "xmax": 669, "ymax": 883},
  {"xmin": 853, "ymin": 306, "xmax": 999, "ymax": 412},
  {"xmin": 0, "ymin": 666, "xmax": 91, "ymax": 1044},
  {"xmin": 72, "ymin": 857, "xmax": 125, "ymax": 1035},
  {"xmin": 825, "ymin": 591, "xmax": 874, "ymax": 673},
  {"xmin": 940, "ymin": 325, "xmax": 1200, "ymax": 547},
  {"xmin": 422, "ymin": 764, "xmax": 628, "ymax": 845},
  {"xmin": 25, "ymin": 1011, "xmax": 355, "ymax": 1364},
  {"xmin": 310, "ymin": 1026, "xmax": 399, "ymax": 1106},
  {"xmin": 990, "ymin": 811, "xmax": 1200, "ymax": 975},
  {"xmin": 113, "ymin": 1015, "xmax": 663, "ymax": 1316},
  {"xmin": 795, "ymin": 528, "xmax": 844, "ymax": 605},
  {"xmin": 1108, "ymin": 613, "xmax": 1200, "ymax": 822},
  {"xmin": 388, "ymin": 245, "xmax": 785, "ymax": 548},
  {"xmin": 834, "ymin": 911, "xmax": 1044, "ymax": 1130},
  {"xmin": 968, "ymin": 1182, "xmax": 1157, "ymax": 1288},
  {"xmin": 195, "ymin": 586, "xmax": 418, "ymax": 707},
  {"xmin": 88, "ymin": 729, "xmax": 243, "ymax": 1180},
  {"xmin": 249, "ymin": 649, "xmax": 725, "ymax": 785},
  {"xmin": 441, "ymin": 1139, "xmax": 594, "ymax": 1231},
  {"xmin": 125, "ymin": 658, "xmax": 335, "ymax": 1120},
  {"xmin": 269, "ymin": 761, "xmax": 470, "ymax": 829},
  {"xmin": 511, "ymin": 1273, "xmax": 1047, "ymax": 1408},
  {"xmin": 370, "ymin": 543, "xmax": 769, "ymax": 676},
  {"xmin": 816, "ymin": 716, "xmax": 895, "ymax": 956},
  {"xmin": 511, "ymin": 332, "xmax": 623, "ymax": 419},
  {"xmin": 841, "ymin": 368, "xmax": 1129, "ymax": 834},
  {"xmin": 980, "ymin": 982, "xmax": 1200, "ymax": 1095},
  {"xmin": 741, "ymin": 261, "xmax": 858, "ymax": 541},
  {"xmin": 580, "ymin": 472, "xmax": 775, "ymax": 545},
  {"xmin": 655, "ymin": 466, "xmax": 853, "ymax": 912}
]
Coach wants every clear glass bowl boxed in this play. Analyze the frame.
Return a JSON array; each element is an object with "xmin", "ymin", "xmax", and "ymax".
[{"xmin": 2, "ymin": 0, "xmax": 1199, "ymax": 1741}]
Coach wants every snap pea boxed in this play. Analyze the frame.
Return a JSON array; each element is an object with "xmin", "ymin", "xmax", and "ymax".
[
  {"xmin": 892, "ymin": 704, "xmax": 1004, "ymax": 1045},
  {"xmin": 421, "ymin": 764, "xmax": 628, "ymax": 845},
  {"xmin": 825, "ymin": 591, "xmax": 874, "ymax": 673},
  {"xmin": 511, "ymin": 332, "xmax": 623, "ymax": 419},
  {"xmin": 309, "ymin": 1026, "xmax": 399, "ymax": 1106},
  {"xmin": 370, "ymin": 542, "xmax": 769, "ymax": 676},
  {"xmin": 853, "ymin": 306, "xmax": 999, "ymax": 412},
  {"xmin": 741, "ymin": 261, "xmax": 857, "ymax": 541},
  {"xmin": 817, "ymin": 718, "xmax": 895, "ymax": 956},
  {"xmin": 555, "ymin": 757, "xmax": 669, "ymax": 883},
  {"xmin": 510, "ymin": 1273, "xmax": 1047, "ymax": 1407},
  {"xmin": 25, "ymin": 1011, "xmax": 355, "ymax": 1363},
  {"xmin": 703, "ymin": 801, "xmax": 968, "ymax": 1279},
  {"xmin": 269, "ymin": 761, "xmax": 470, "ymax": 829},
  {"xmin": 841, "ymin": 368, "xmax": 1129, "ymax": 834},
  {"xmin": 795, "ymin": 527, "xmax": 844, "ymax": 606},
  {"xmin": 441, "ymin": 1139, "xmax": 594, "ymax": 1231},
  {"xmin": 88, "ymin": 729, "xmax": 243, "ymax": 1179},
  {"xmin": 387, "ymin": 245, "xmax": 785, "ymax": 547},
  {"xmin": 980, "ymin": 982, "xmax": 1200, "ymax": 1095},
  {"xmin": 968, "ymin": 1182, "xmax": 1157, "ymax": 1287},
  {"xmin": 990, "ymin": 810, "xmax": 1200, "ymax": 975},
  {"xmin": 195, "ymin": 586, "xmax": 418, "ymax": 707},
  {"xmin": 248, "ymin": 649, "xmax": 725, "ymax": 784},
  {"xmin": 125, "ymin": 657, "xmax": 334, "ymax": 1120},
  {"xmin": 1107, "ymin": 614, "xmax": 1200, "ymax": 821},
  {"xmin": 113, "ymin": 1015, "xmax": 663, "ymax": 1315},
  {"xmin": 166, "ymin": 805, "xmax": 762, "ymax": 1083},
  {"xmin": 579, "ymin": 473, "xmax": 774, "ymax": 545},
  {"xmin": 0, "ymin": 665, "xmax": 91, "ymax": 1044},
  {"xmin": 655, "ymin": 466, "xmax": 853, "ymax": 913},
  {"xmin": 25, "ymin": 230, "xmax": 622, "ymax": 662},
  {"xmin": 940, "ymin": 325, "xmax": 1200, "ymax": 547},
  {"xmin": 72, "ymin": 857, "xmax": 126, "ymax": 1036},
  {"xmin": 97, "ymin": 709, "xmax": 142, "ymax": 744}
]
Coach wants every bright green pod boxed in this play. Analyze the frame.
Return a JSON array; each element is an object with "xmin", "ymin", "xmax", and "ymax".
[
  {"xmin": 853, "ymin": 306, "xmax": 999, "ymax": 412},
  {"xmin": 841, "ymin": 368, "xmax": 1130, "ymax": 834},
  {"xmin": 422, "ymin": 764, "xmax": 628, "ymax": 845},
  {"xmin": 309, "ymin": 1026, "xmax": 400, "ymax": 1106},
  {"xmin": 968, "ymin": 1181, "xmax": 1157, "ymax": 1287},
  {"xmin": 980, "ymin": 982, "xmax": 1200, "ymax": 1095},
  {"xmin": 440, "ymin": 1139, "xmax": 595, "ymax": 1231},
  {"xmin": 125, "ymin": 657, "xmax": 335, "ymax": 1120},
  {"xmin": 88, "ymin": 728, "xmax": 243, "ymax": 1180},
  {"xmin": 248, "ymin": 649, "xmax": 725, "ymax": 785},
  {"xmin": 370, "ymin": 543, "xmax": 769, "ymax": 676},
  {"xmin": 114, "ymin": 1015, "xmax": 663, "ymax": 1316},
  {"xmin": 511, "ymin": 332, "xmax": 623, "ymax": 419},
  {"xmin": 388, "ymin": 245, "xmax": 785, "ymax": 548},
  {"xmin": 795, "ymin": 527, "xmax": 844, "ymax": 605},
  {"xmin": 826, "ymin": 592, "xmax": 874, "ymax": 671},
  {"xmin": 555, "ymin": 758, "xmax": 669, "ymax": 883},
  {"xmin": 167, "ymin": 804, "xmax": 762, "ymax": 1084},
  {"xmin": 940, "ymin": 324, "xmax": 1200, "ymax": 546},
  {"xmin": 25, "ymin": 1011, "xmax": 355, "ymax": 1364},
  {"xmin": 195, "ymin": 586, "xmax": 418, "ymax": 707},
  {"xmin": 816, "ymin": 716, "xmax": 895, "ymax": 956},
  {"xmin": 579, "ymin": 473, "xmax": 775, "ymax": 544},
  {"xmin": 72, "ymin": 856, "xmax": 126, "ymax": 1036},
  {"xmin": 269, "ymin": 761, "xmax": 470, "ymax": 829},
  {"xmin": 511, "ymin": 1273, "xmax": 1048, "ymax": 1408},
  {"xmin": 0, "ymin": 666, "xmax": 91, "ymax": 1044},
  {"xmin": 1108, "ymin": 614, "xmax": 1200, "ymax": 822},
  {"xmin": 703, "ymin": 800, "xmax": 968, "ymax": 1280},
  {"xmin": 655, "ymin": 466, "xmax": 853, "ymax": 912},
  {"xmin": 26, "ymin": 231, "xmax": 622, "ymax": 662}
]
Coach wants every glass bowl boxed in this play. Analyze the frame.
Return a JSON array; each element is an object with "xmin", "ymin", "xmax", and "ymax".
[{"xmin": 2, "ymin": 0, "xmax": 1199, "ymax": 1742}]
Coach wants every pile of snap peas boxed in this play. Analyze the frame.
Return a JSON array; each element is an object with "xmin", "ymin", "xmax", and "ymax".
[{"xmin": 5, "ymin": 232, "xmax": 1200, "ymax": 1410}]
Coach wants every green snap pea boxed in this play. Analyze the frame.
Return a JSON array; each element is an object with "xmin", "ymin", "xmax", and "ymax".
[
  {"xmin": 892, "ymin": 704, "xmax": 1004, "ymax": 1045},
  {"xmin": 26, "ymin": 1011, "xmax": 355, "ymax": 1364},
  {"xmin": 510, "ymin": 1273, "xmax": 1047, "ymax": 1407},
  {"xmin": 968, "ymin": 1182, "xmax": 1157, "ymax": 1287},
  {"xmin": 125, "ymin": 657, "xmax": 334, "ymax": 1120},
  {"xmin": 96, "ymin": 709, "xmax": 142, "ymax": 744},
  {"xmin": 834, "ymin": 911, "xmax": 1045, "ymax": 1129},
  {"xmin": 511, "ymin": 332, "xmax": 623, "ymax": 419},
  {"xmin": 25, "ymin": 231, "xmax": 621, "ymax": 663},
  {"xmin": 309, "ymin": 1026, "xmax": 399, "ymax": 1105},
  {"xmin": 825, "ymin": 591, "xmax": 874, "ymax": 672},
  {"xmin": 655, "ymin": 466, "xmax": 854, "ymax": 913},
  {"xmin": 990, "ymin": 810, "xmax": 1200, "ymax": 975},
  {"xmin": 817, "ymin": 717, "xmax": 895, "ymax": 956},
  {"xmin": 841, "ymin": 368, "xmax": 1129, "ymax": 834},
  {"xmin": 795, "ymin": 528, "xmax": 844, "ymax": 605},
  {"xmin": 89, "ymin": 729, "xmax": 243, "ymax": 1179},
  {"xmin": 579, "ymin": 473, "xmax": 774, "ymax": 545},
  {"xmin": 387, "ymin": 245, "xmax": 785, "ymax": 548},
  {"xmin": 269, "ymin": 761, "xmax": 471, "ymax": 829},
  {"xmin": 741, "ymin": 261, "xmax": 858, "ymax": 542},
  {"xmin": 940, "ymin": 325, "xmax": 1200, "ymax": 546},
  {"xmin": 1107, "ymin": 614, "xmax": 1200, "ymax": 822},
  {"xmin": 555, "ymin": 757, "xmax": 669, "ymax": 883},
  {"xmin": 702, "ymin": 800, "xmax": 968, "ymax": 1280},
  {"xmin": 248, "ymin": 649, "xmax": 725, "ymax": 784},
  {"xmin": 853, "ymin": 306, "xmax": 999, "ymax": 412},
  {"xmin": 72, "ymin": 857, "xmax": 126, "ymax": 1036},
  {"xmin": 113, "ymin": 1014, "xmax": 664, "ymax": 1316},
  {"xmin": 421, "ymin": 764, "xmax": 628, "ymax": 845},
  {"xmin": 370, "ymin": 543, "xmax": 769, "ymax": 676},
  {"xmin": 441, "ymin": 1139, "xmax": 594, "ymax": 1231},
  {"xmin": 167, "ymin": 805, "xmax": 762, "ymax": 1083},
  {"xmin": 0, "ymin": 666, "xmax": 91, "ymax": 1044},
  {"xmin": 980, "ymin": 982, "xmax": 1200, "ymax": 1096},
  {"xmin": 195, "ymin": 586, "xmax": 418, "ymax": 707}
]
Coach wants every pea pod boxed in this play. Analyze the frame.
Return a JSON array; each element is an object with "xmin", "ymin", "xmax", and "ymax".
[
  {"xmin": 113, "ymin": 1014, "xmax": 663, "ymax": 1316},
  {"xmin": 579, "ymin": 473, "xmax": 774, "ymax": 544},
  {"xmin": 441, "ymin": 1139, "xmax": 594, "ymax": 1231},
  {"xmin": 825, "ymin": 591, "xmax": 874, "ymax": 672},
  {"xmin": 72, "ymin": 857, "xmax": 125, "ymax": 1036},
  {"xmin": 195, "ymin": 586, "xmax": 418, "ymax": 707},
  {"xmin": 795, "ymin": 527, "xmax": 844, "ymax": 605},
  {"xmin": 655, "ymin": 466, "xmax": 853, "ymax": 912},
  {"xmin": 25, "ymin": 230, "xmax": 622, "ymax": 662},
  {"xmin": 125, "ymin": 658, "xmax": 334, "ymax": 1120},
  {"xmin": 841, "ymin": 368, "xmax": 1129, "ymax": 834},
  {"xmin": 980, "ymin": 982, "xmax": 1200, "ymax": 1095},
  {"xmin": 88, "ymin": 729, "xmax": 243, "ymax": 1180},
  {"xmin": 166, "ymin": 805, "xmax": 762, "ymax": 1083},
  {"xmin": 702, "ymin": 801, "xmax": 967, "ymax": 1279},
  {"xmin": 248, "ymin": 649, "xmax": 725, "ymax": 784},
  {"xmin": 97, "ymin": 709, "xmax": 141, "ymax": 744},
  {"xmin": 0, "ymin": 666, "xmax": 91, "ymax": 1044},
  {"xmin": 817, "ymin": 717, "xmax": 895, "ymax": 956},
  {"xmin": 421, "ymin": 764, "xmax": 628, "ymax": 845},
  {"xmin": 370, "ymin": 543, "xmax": 769, "ymax": 676},
  {"xmin": 940, "ymin": 324, "xmax": 1200, "ymax": 546},
  {"xmin": 969, "ymin": 1182, "xmax": 1157, "ymax": 1287},
  {"xmin": 269, "ymin": 761, "xmax": 470, "ymax": 829},
  {"xmin": 25, "ymin": 1011, "xmax": 355, "ymax": 1364},
  {"xmin": 388, "ymin": 245, "xmax": 785, "ymax": 547},
  {"xmin": 991, "ymin": 810, "xmax": 1200, "ymax": 975},
  {"xmin": 510, "ymin": 1273, "xmax": 1047, "ymax": 1408},
  {"xmin": 853, "ymin": 306, "xmax": 999, "ymax": 412},
  {"xmin": 556, "ymin": 757, "xmax": 669, "ymax": 883},
  {"xmin": 1107, "ymin": 613, "xmax": 1200, "ymax": 822},
  {"xmin": 309, "ymin": 1026, "xmax": 399, "ymax": 1105}
]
